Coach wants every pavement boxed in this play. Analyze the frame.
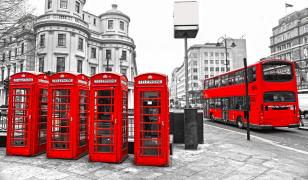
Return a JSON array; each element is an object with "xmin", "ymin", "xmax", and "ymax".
[
  {"xmin": 0, "ymin": 124, "xmax": 308, "ymax": 180},
  {"xmin": 299, "ymin": 118, "xmax": 308, "ymax": 130}
]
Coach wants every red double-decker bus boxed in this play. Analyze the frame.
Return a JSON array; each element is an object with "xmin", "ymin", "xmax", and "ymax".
[{"xmin": 203, "ymin": 59, "xmax": 300, "ymax": 129}]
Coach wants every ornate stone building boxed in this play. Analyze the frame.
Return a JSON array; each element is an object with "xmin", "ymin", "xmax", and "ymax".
[
  {"xmin": 270, "ymin": 7, "xmax": 308, "ymax": 90},
  {"xmin": 0, "ymin": 0, "xmax": 137, "ymax": 108}
]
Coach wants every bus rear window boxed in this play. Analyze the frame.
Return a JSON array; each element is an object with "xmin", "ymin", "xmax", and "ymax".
[
  {"xmin": 264, "ymin": 91, "xmax": 296, "ymax": 102},
  {"xmin": 262, "ymin": 62, "xmax": 292, "ymax": 81}
]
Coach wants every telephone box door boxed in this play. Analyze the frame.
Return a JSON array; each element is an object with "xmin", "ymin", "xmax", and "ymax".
[
  {"xmin": 93, "ymin": 87, "xmax": 117, "ymax": 159},
  {"xmin": 139, "ymin": 89, "xmax": 165, "ymax": 160},
  {"xmin": 9, "ymin": 88, "xmax": 32, "ymax": 150},
  {"xmin": 50, "ymin": 88, "xmax": 72, "ymax": 155}
]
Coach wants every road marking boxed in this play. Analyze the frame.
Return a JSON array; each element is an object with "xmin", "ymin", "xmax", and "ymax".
[{"xmin": 204, "ymin": 123, "xmax": 308, "ymax": 155}]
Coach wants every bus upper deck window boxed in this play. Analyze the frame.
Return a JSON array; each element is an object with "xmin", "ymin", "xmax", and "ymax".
[{"xmin": 262, "ymin": 61, "xmax": 293, "ymax": 82}]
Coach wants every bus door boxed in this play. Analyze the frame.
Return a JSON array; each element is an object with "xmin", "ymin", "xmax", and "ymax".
[{"xmin": 222, "ymin": 98, "xmax": 229, "ymax": 121}]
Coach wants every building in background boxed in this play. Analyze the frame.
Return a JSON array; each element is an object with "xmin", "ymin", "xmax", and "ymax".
[
  {"xmin": 0, "ymin": 0, "xmax": 137, "ymax": 108},
  {"xmin": 0, "ymin": 15, "xmax": 37, "ymax": 106},
  {"xmin": 170, "ymin": 39, "xmax": 247, "ymax": 108},
  {"xmin": 270, "ymin": 7, "xmax": 308, "ymax": 90}
]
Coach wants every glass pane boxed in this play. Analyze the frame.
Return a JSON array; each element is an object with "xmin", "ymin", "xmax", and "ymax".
[
  {"xmin": 79, "ymin": 90, "xmax": 88, "ymax": 147},
  {"xmin": 264, "ymin": 91, "xmax": 296, "ymax": 102},
  {"xmin": 140, "ymin": 91, "xmax": 161, "ymax": 156},
  {"xmin": 39, "ymin": 89, "xmax": 48, "ymax": 144},
  {"xmin": 94, "ymin": 89, "xmax": 114, "ymax": 153},
  {"xmin": 11, "ymin": 89, "xmax": 29, "ymax": 146},
  {"xmin": 51, "ymin": 89, "xmax": 70, "ymax": 149},
  {"xmin": 263, "ymin": 61, "xmax": 293, "ymax": 81},
  {"xmin": 122, "ymin": 91, "xmax": 128, "ymax": 149}
]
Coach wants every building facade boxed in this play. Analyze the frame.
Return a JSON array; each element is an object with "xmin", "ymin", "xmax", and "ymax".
[
  {"xmin": 0, "ymin": 15, "xmax": 37, "ymax": 106},
  {"xmin": 270, "ymin": 7, "xmax": 308, "ymax": 90},
  {"xmin": 170, "ymin": 39, "xmax": 247, "ymax": 108},
  {"xmin": 0, "ymin": 0, "xmax": 137, "ymax": 108}
]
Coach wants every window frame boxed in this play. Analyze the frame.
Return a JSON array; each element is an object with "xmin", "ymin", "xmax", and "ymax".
[
  {"xmin": 57, "ymin": 34, "xmax": 66, "ymax": 47},
  {"xmin": 75, "ymin": 1, "xmax": 80, "ymax": 13},
  {"xmin": 120, "ymin": 21, "xmax": 125, "ymax": 31},
  {"xmin": 77, "ymin": 59, "xmax": 83, "ymax": 73},
  {"xmin": 108, "ymin": 20, "xmax": 114, "ymax": 30},
  {"xmin": 78, "ymin": 37, "xmax": 84, "ymax": 51},
  {"xmin": 39, "ymin": 57, "xmax": 44, "ymax": 72},
  {"xmin": 60, "ymin": 0, "xmax": 68, "ymax": 9},
  {"xmin": 47, "ymin": 0, "xmax": 52, "ymax": 9},
  {"xmin": 91, "ymin": 47, "xmax": 96, "ymax": 58},
  {"xmin": 56, "ymin": 57, "xmax": 65, "ymax": 72},
  {"xmin": 40, "ymin": 34, "xmax": 45, "ymax": 47}
]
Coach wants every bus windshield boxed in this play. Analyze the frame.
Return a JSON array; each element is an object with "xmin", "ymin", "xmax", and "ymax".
[
  {"xmin": 262, "ymin": 61, "xmax": 293, "ymax": 81},
  {"xmin": 264, "ymin": 91, "xmax": 296, "ymax": 103}
]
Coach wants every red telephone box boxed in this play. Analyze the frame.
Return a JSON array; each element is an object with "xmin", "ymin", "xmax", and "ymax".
[
  {"xmin": 134, "ymin": 73, "xmax": 170, "ymax": 166},
  {"xmin": 89, "ymin": 73, "xmax": 129, "ymax": 163},
  {"xmin": 47, "ymin": 72, "xmax": 89, "ymax": 159},
  {"xmin": 6, "ymin": 72, "xmax": 49, "ymax": 156}
]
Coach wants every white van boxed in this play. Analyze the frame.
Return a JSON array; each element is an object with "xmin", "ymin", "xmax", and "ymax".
[{"xmin": 298, "ymin": 89, "xmax": 308, "ymax": 119}]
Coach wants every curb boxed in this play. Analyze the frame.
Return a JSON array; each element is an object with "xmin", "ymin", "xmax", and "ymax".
[{"xmin": 298, "ymin": 127, "xmax": 308, "ymax": 131}]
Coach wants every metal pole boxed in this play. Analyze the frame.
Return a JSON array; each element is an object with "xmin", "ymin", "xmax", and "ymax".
[
  {"xmin": 224, "ymin": 38, "xmax": 228, "ymax": 72},
  {"xmin": 185, "ymin": 35, "xmax": 189, "ymax": 109},
  {"xmin": 243, "ymin": 58, "xmax": 250, "ymax": 140}
]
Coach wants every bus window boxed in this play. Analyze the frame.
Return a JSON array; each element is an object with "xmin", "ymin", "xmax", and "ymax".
[
  {"xmin": 214, "ymin": 77, "xmax": 221, "ymax": 87},
  {"xmin": 235, "ymin": 70, "xmax": 244, "ymax": 84},
  {"xmin": 262, "ymin": 61, "xmax": 293, "ymax": 81},
  {"xmin": 228, "ymin": 73, "xmax": 234, "ymax": 85},
  {"xmin": 209, "ymin": 99, "xmax": 215, "ymax": 108},
  {"xmin": 248, "ymin": 66, "xmax": 256, "ymax": 82},
  {"xmin": 264, "ymin": 91, "xmax": 296, "ymax": 102},
  {"xmin": 209, "ymin": 79, "xmax": 214, "ymax": 89},
  {"xmin": 222, "ymin": 75, "xmax": 228, "ymax": 86},
  {"xmin": 215, "ymin": 98, "xmax": 221, "ymax": 108},
  {"xmin": 204, "ymin": 80, "xmax": 209, "ymax": 89},
  {"xmin": 234, "ymin": 96, "xmax": 245, "ymax": 110}
]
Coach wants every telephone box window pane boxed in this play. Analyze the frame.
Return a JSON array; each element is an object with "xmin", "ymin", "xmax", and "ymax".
[
  {"xmin": 94, "ymin": 89, "xmax": 114, "ymax": 152},
  {"xmin": 11, "ymin": 89, "xmax": 29, "ymax": 146},
  {"xmin": 139, "ymin": 91, "xmax": 162, "ymax": 156},
  {"xmin": 39, "ymin": 89, "xmax": 48, "ymax": 144},
  {"xmin": 122, "ymin": 91, "xmax": 128, "ymax": 149},
  {"xmin": 51, "ymin": 89, "xmax": 70, "ymax": 149},
  {"xmin": 79, "ymin": 90, "xmax": 88, "ymax": 147}
]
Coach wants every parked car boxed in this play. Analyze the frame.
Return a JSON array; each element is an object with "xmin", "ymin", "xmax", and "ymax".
[{"xmin": 298, "ymin": 89, "xmax": 308, "ymax": 119}]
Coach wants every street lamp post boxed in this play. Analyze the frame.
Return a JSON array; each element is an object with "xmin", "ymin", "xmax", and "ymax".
[
  {"xmin": 217, "ymin": 35, "xmax": 236, "ymax": 72},
  {"xmin": 243, "ymin": 58, "xmax": 250, "ymax": 141}
]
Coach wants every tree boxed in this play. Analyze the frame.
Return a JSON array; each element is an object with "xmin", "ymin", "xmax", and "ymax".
[{"xmin": 0, "ymin": 0, "xmax": 33, "ymax": 39}]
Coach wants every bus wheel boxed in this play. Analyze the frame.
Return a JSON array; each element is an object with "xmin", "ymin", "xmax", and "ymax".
[{"xmin": 236, "ymin": 117, "xmax": 244, "ymax": 129}]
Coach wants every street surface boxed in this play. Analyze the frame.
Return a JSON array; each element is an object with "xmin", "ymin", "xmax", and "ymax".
[
  {"xmin": 0, "ymin": 119, "xmax": 308, "ymax": 179},
  {"xmin": 204, "ymin": 118, "xmax": 308, "ymax": 153}
]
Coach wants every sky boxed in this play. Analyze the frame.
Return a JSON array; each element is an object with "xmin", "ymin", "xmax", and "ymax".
[{"xmin": 28, "ymin": 0, "xmax": 308, "ymax": 77}]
